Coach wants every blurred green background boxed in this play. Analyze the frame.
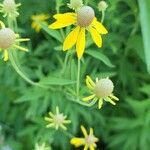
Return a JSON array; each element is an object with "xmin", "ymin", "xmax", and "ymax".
[{"xmin": 0, "ymin": 0, "xmax": 150, "ymax": 149}]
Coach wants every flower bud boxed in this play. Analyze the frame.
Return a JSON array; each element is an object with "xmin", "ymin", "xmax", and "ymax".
[
  {"xmin": 0, "ymin": 28, "xmax": 16, "ymax": 49},
  {"xmin": 3, "ymin": 0, "xmax": 16, "ymax": 13},
  {"xmin": 98, "ymin": 1, "xmax": 108, "ymax": 12},
  {"xmin": 94, "ymin": 78, "xmax": 114, "ymax": 98},
  {"xmin": 77, "ymin": 6, "xmax": 95, "ymax": 27},
  {"xmin": 68, "ymin": 0, "xmax": 83, "ymax": 10}
]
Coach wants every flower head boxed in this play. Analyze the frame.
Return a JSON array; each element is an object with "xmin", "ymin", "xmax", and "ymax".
[
  {"xmin": 31, "ymin": 14, "xmax": 49, "ymax": 32},
  {"xmin": 71, "ymin": 125, "xmax": 98, "ymax": 150},
  {"xmin": 98, "ymin": 1, "xmax": 108, "ymax": 12},
  {"xmin": 34, "ymin": 142, "xmax": 51, "ymax": 150},
  {"xmin": 83, "ymin": 75, "xmax": 119, "ymax": 109},
  {"xmin": 0, "ymin": 21, "xmax": 30, "ymax": 61},
  {"xmin": 49, "ymin": 4, "xmax": 108, "ymax": 59},
  {"xmin": 44, "ymin": 106, "xmax": 71, "ymax": 130},
  {"xmin": 0, "ymin": 0, "xmax": 21, "ymax": 18}
]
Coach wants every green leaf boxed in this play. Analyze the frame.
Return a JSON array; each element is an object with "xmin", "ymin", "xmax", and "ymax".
[
  {"xmin": 41, "ymin": 23, "xmax": 63, "ymax": 43},
  {"xmin": 138, "ymin": 0, "xmax": 150, "ymax": 73},
  {"xmin": 40, "ymin": 76, "xmax": 76, "ymax": 85},
  {"xmin": 86, "ymin": 50, "xmax": 115, "ymax": 68}
]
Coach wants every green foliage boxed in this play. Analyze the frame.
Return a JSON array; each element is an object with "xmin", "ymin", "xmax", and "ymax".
[{"xmin": 0, "ymin": 0, "xmax": 150, "ymax": 150}]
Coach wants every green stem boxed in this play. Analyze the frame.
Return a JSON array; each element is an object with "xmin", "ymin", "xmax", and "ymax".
[
  {"xmin": 61, "ymin": 51, "xmax": 70, "ymax": 75},
  {"xmin": 76, "ymin": 59, "xmax": 81, "ymax": 97},
  {"xmin": 101, "ymin": 10, "xmax": 105, "ymax": 23},
  {"xmin": 9, "ymin": 50, "xmax": 49, "ymax": 89}
]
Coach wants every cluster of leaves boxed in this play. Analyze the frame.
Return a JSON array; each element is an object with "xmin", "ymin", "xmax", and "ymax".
[{"xmin": 0, "ymin": 0, "xmax": 150, "ymax": 150}]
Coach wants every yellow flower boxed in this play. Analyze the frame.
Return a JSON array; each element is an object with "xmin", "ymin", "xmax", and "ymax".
[
  {"xmin": 0, "ymin": 21, "xmax": 29, "ymax": 61},
  {"xmin": 31, "ymin": 14, "xmax": 49, "ymax": 32},
  {"xmin": 49, "ymin": 5, "xmax": 108, "ymax": 59},
  {"xmin": 44, "ymin": 106, "xmax": 71, "ymax": 130},
  {"xmin": 83, "ymin": 75, "xmax": 119, "ymax": 109},
  {"xmin": 0, "ymin": 0, "xmax": 21, "ymax": 18},
  {"xmin": 70, "ymin": 125, "xmax": 98, "ymax": 150}
]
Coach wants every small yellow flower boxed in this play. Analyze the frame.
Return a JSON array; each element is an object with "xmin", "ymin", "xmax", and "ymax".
[
  {"xmin": 49, "ymin": 5, "xmax": 108, "ymax": 59},
  {"xmin": 34, "ymin": 142, "xmax": 51, "ymax": 150},
  {"xmin": 0, "ymin": 21, "xmax": 29, "ymax": 61},
  {"xmin": 0, "ymin": 0, "xmax": 21, "ymax": 18},
  {"xmin": 83, "ymin": 75, "xmax": 119, "ymax": 109},
  {"xmin": 31, "ymin": 14, "xmax": 49, "ymax": 32},
  {"xmin": 71, "ymin": 125, "xmax": 98, "ymax": 150},
  {"xmin": 44, "ymin": 106, "xmax": 71, "ymax": 130}
]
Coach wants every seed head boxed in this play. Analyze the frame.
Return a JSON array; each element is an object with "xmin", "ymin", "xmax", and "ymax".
[
  {"xmin": 53, "ymin": 114, "xmax": 65, "ymax": 125},
  {"xmin": 94, "ymin": 78, "xmax": 114, "ymax": 98},
  {"xmin": 0, "ymin": 28, "xmax": 16, "ymax": 49},
  {"xmin": 98, "ymin": 1, "xmax": 108, "ymax": 12},
  {"xmin": 77, "ymin": 6, "xmax": 95, "ymax": 27},
  {"xmin": 3, "ymin": 0, "xmax": 16, "ymax": 13}
]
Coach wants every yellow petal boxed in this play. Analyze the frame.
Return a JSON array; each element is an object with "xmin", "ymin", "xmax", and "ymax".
[
  {"xmin": 90, "ymin": 128, "xmax": 94, "ymax": 135},
  {"xmin": 14, "ymin": 45, "xmax": 28, "ymax": 52},
  {"xmin": 49, "ymin": 13, "xmax": 76, "ymax": 29},
  {"xmin": 63, "ymin": 26, "xmax": 80, "ymax": 51},
  {"xmin": 90, "ymin": 146, "xmax": 95, "ymax": 150},
  {"xmin": 90, "ymin": 27, "xmax": 102, "ymax": 47},
  {"xmin": 53, "ymin": 13, "xmax": 76, "ymax": 20},
  {"xmin": 86, "ymin": 75, "xmax": 95, "ymax": 89},
  {"xmin": 84, "ymin": 145, "xmax": 88, "ymax": 150},
  {"xmin": 109, "ymin": 94, "xmax": 119, "ymax": 101},
  {"xmin": 81, "ymin": 125, "xmax": 88, "ymax": 137},
  {"xmin": 4, "ymin": 50, "xmax": 9, "ymax": 61},
  {"xmin": 70, "ymin": 138, "xmax": 85, "ymax": 147},
  {"xmin": 98, "ymin": 98, "xmax": 103, "ymax": 109},
  {"xmin": 92, "ymin": 18, "xmax": 108, "ymax": 34},
  {"xmin": 82, "ymin": 94, "xmax": 95, "ymax": 102},
  {"xmin": 76, "ymin": 28, "xmax": 86, "ymax": 59},
  {"xmin": 105, "ymin": 97, "xmax": 116, "ymax": 105}
]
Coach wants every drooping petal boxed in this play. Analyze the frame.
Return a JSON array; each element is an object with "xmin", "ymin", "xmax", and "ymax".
[
  {"xmin": 63, "ymin": 26, "xmax": 80, "ymax": 51},
  {"xmin": 92, "ymin": 18, "xmax": 108, "ymax": 34},
  {"xmin": 81, "ymin": 125, "xmax": 88, "ymax": 137},
  {"xmin": 49, "ymin": 13, "xmax": 76, "ymax": 29},
  {"xmin": 84, "ymin": 145, "xmax": 88, "ymax": 150},
  {"xmin": 98, "ymin": 98, "xmax": 103, "ymax": 109},
  {"xmin": 89, "ymin": 27, "xmax": 102, "ymax": 47},
  {"xmin": 70, "ymin": 138, "xmax": 85, "ymax": 147},
  {"xmin": 76, "ymin": 28, "xmax": 86, "ymax": 59},
  {"xmin": 109, "ymin": 94, "xmax": 119, "ymax": 101},
  {"xmin": 82, "ymin": 94, "xmax": 95, "ymax": 102},
  {"xmin": 14, "ymin": 45, "xmax": 28, "ymax": 52},
  {"xmin": 86, "ymin": 75, "xmax": 95, "ymax": 89},
  {"xmin": 4, "ymin": 50, "xmax": 9, "ymax": 61},
  {"xmin": 105, "ymin": 97, "xmax": 116, "ymax": 105},
  {"xmin": 90, "ymin": 145, "xmax": 95, "ymax": 150}
]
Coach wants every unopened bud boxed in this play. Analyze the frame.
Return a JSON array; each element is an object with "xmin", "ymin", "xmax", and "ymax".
[
  {"xmin": 68, "ymin": 0, "xmax": 83, "ymax": 10},
  {"xmin": 98, "ymin": 1, "xmax": 108, "ymax": 11}
]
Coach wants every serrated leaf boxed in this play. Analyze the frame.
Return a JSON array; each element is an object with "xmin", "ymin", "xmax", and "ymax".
[{"xmin": 86, "ymin": 50, "xmax": 115, "ymax": 68}]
